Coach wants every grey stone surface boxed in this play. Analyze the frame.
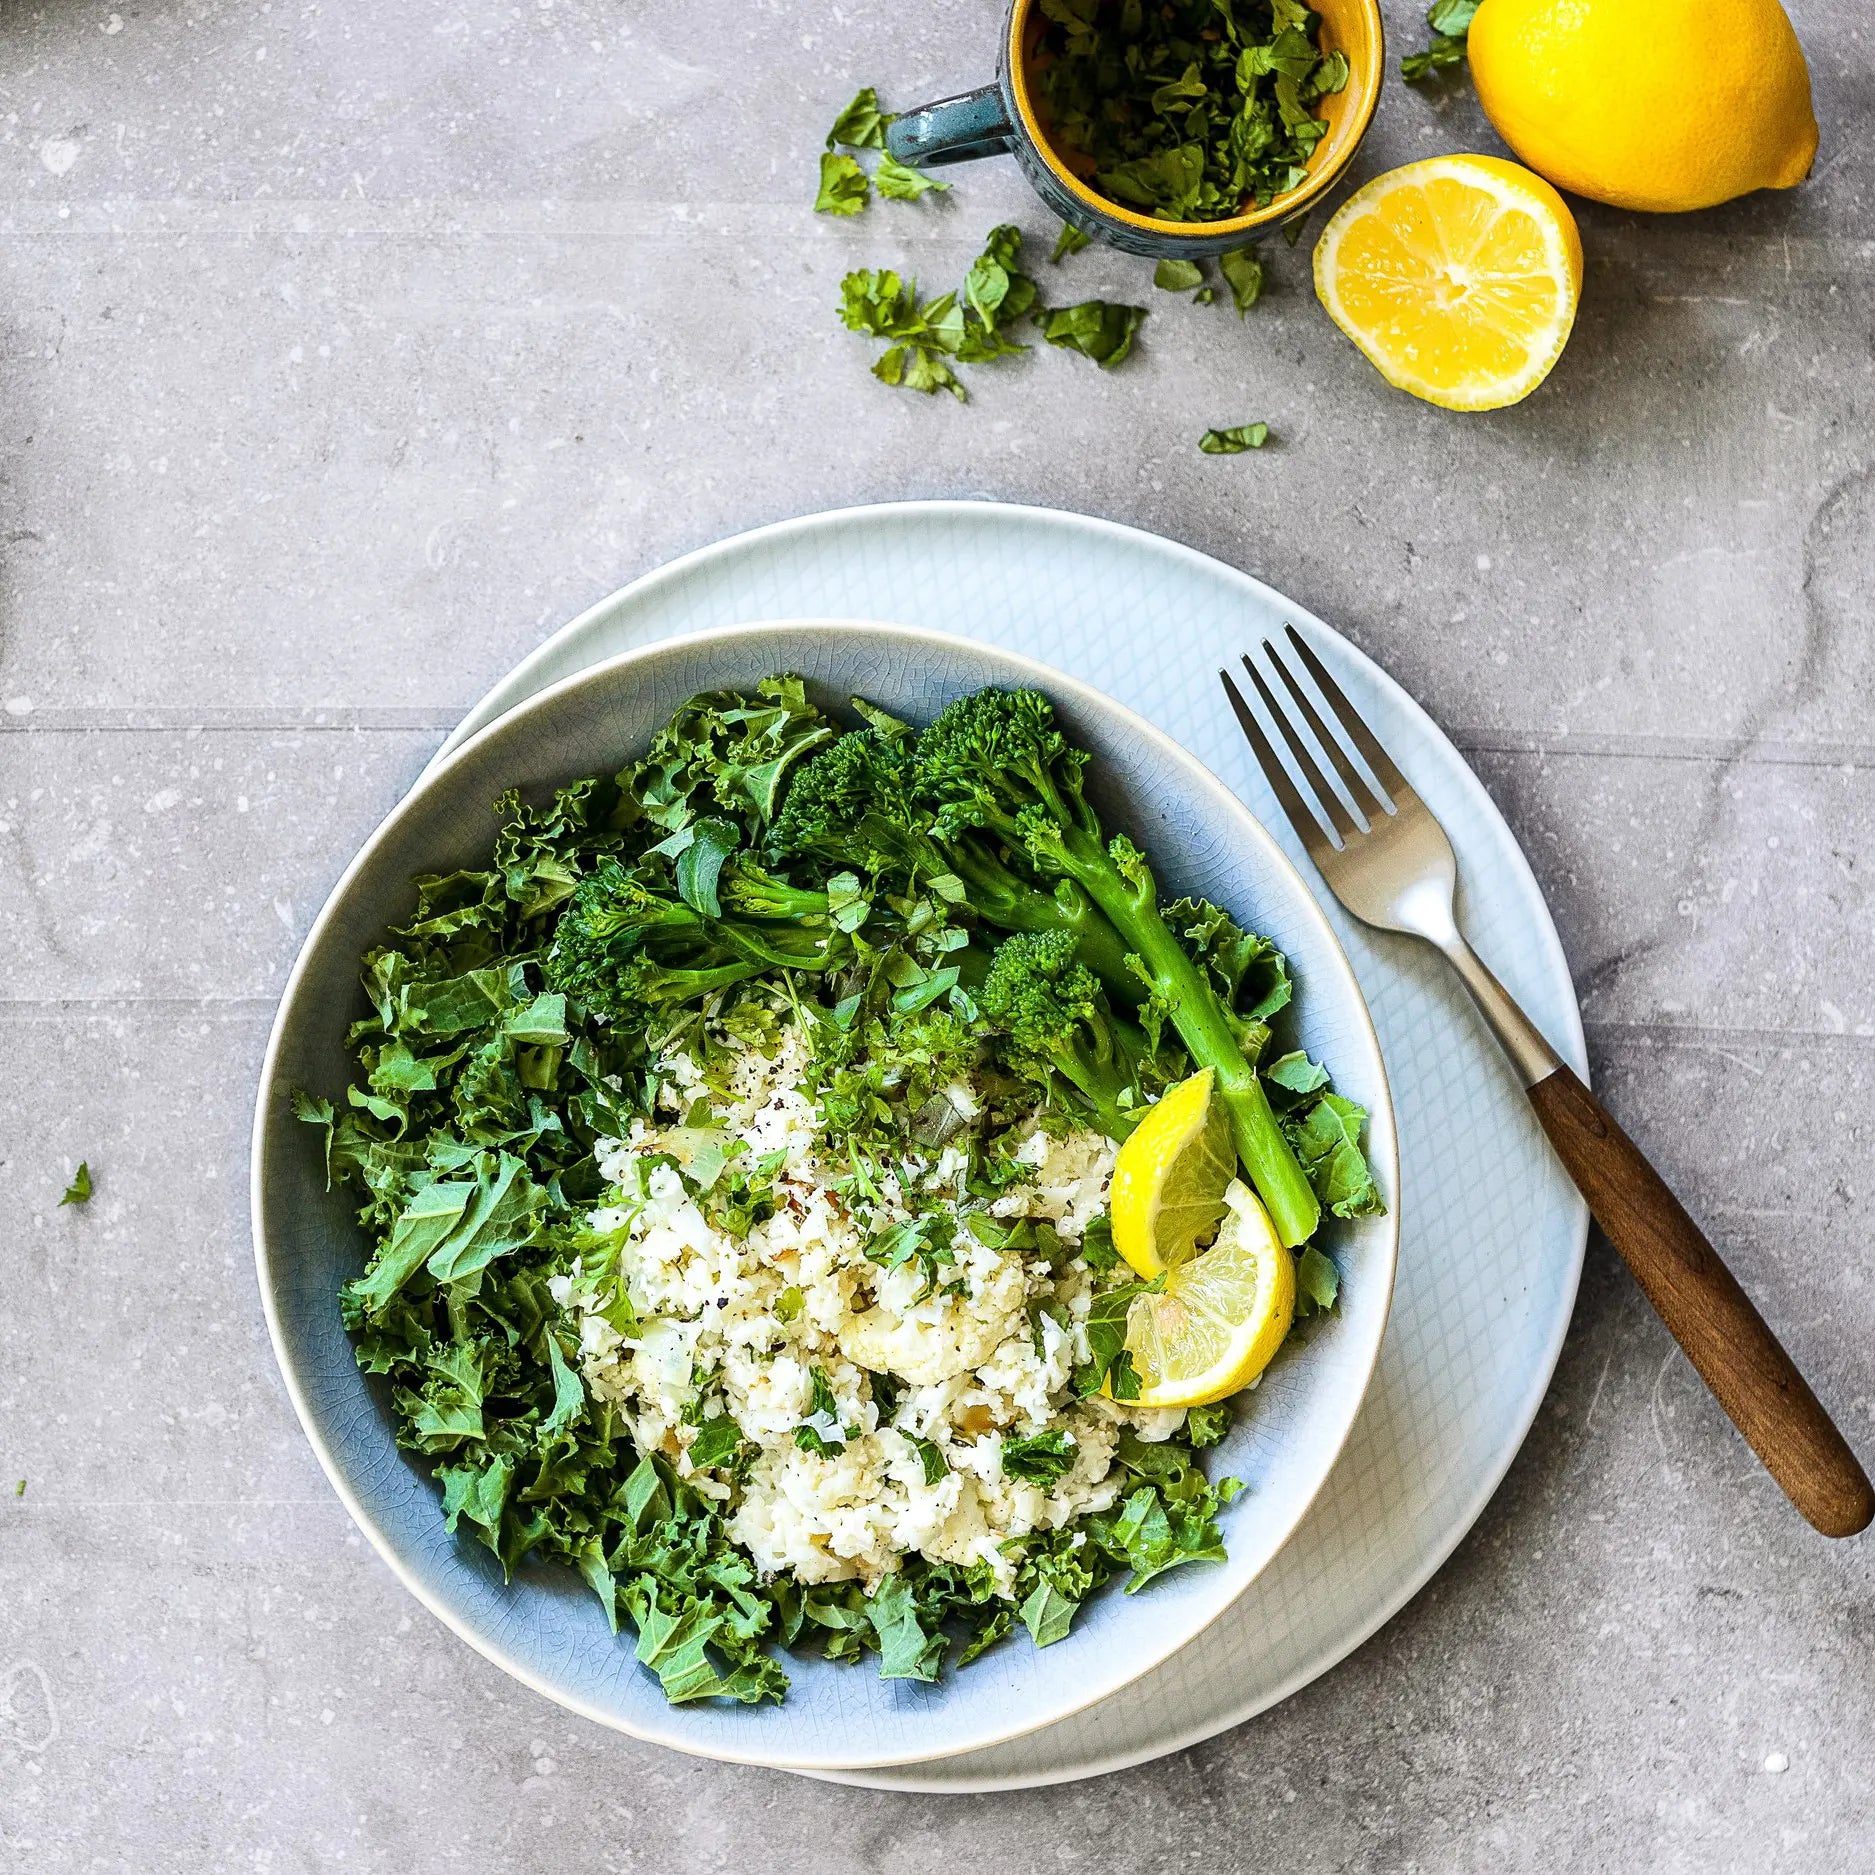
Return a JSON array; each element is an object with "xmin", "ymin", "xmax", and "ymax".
[{"xmin": 1, "ymin": 0, "xmax": 1872, "ymax": 1867}]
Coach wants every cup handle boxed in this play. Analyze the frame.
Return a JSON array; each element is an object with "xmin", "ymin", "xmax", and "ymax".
[{"xmin": 885, "ymin": 86, "xmax": 1015, "ymax": 167}]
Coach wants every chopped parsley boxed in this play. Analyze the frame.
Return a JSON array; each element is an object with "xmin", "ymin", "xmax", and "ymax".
[
  {"xmin": 59, "ymin": 1161, "xmax": 92, "ymax": 1206},
  {"xmin": 1402, "ymin": 0, "xmax": 1480, "ymax": 82},
  {"xmin": 1200, "ymin": 422, "xmax": 1271, "ymax": 453},
  {"xmin": 815, "ymin": 86, "xmax": 945, "ymax": 215},
  {"xmin": 1031, "ymin": 0, "xmax": 1350, "ymax": 223}
]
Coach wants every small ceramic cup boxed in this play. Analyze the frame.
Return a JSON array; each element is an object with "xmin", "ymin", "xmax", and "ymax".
[{"xmin": 885, "ymin": 0, "xmax": 1384, "ymax": 259}]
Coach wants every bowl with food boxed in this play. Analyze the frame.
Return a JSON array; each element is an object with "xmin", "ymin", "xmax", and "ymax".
[{"xmin": 253, "ymin": 621, "xmax": 1398, "ymax": 1770}]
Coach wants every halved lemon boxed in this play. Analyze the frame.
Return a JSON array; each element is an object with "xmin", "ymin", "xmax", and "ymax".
[
  {"xmin": 1313, "ymin": 154, "xmax": 1583, "ymax": 412},
  {"xmin": 1123, "ymin": 1180, "xmax": 1296, "ymax": 1408},
  {"xmin": 1109, "ymin": 1068, "xmax": 1234, "ymax": 1279}
]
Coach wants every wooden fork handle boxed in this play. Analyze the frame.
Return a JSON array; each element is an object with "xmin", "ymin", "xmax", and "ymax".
[{"xmin": 1528, "ymin": 1064, "xmax": 1873, "ymax": 1537}]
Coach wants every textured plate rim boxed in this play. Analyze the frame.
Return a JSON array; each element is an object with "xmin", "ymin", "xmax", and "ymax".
[{"xmin": 252, "ymin": 616, "xmax": 1400, "ymax": 1774}]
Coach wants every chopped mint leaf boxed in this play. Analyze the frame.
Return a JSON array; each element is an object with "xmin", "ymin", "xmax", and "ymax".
[
  {"xmin": 1152, "ymin": 258, "xmax": 1206, "ymax": 293},
  {"xmin": 827, "ymin": 85, "xmax": 894, "ymax": 150},
  {"xmin": 1002, "ymin": 1428, "xmax": 1076, "ymax": 1486},
  {"xmin": 59, "ymin": 1161, "xmax": 93, "ymax": 1206},
  {"xmin": 1073, "ymin": 1274, "xmax": 1161, "ymax": 1399},
  {"xmin": 1200, "ymin": 422, "xmax": 1271, "ymax": 454},
  {"xmin": 688, "ymin": 1416, "xmax": 743, "ymax": 1470},
  {"xmin": 905, "ymin": 1432, "xmax": 949, "ymax": 1485},
  {"xmin": 1403, "ymin": 0, "xmax": 1480, "ymax": 80},
  {"xmin": 1042, "ymin": 299, "xmax": 1146, "ymax": 369},
  {"xmin": 1051, "ymin": 221, "xmax": 1093, "ymax": 261},
  {"xmin": 875, "ymin": 152, "xmax": 948, "ymax": 200},
  {"xmin": 1219, "ymin": 246, "xmax": 1265, "ymax": 316},
  {"xmin": 1079, "ymin": 1212, "xmax": 1119, "ymax": 1274},
  {"xmin": 815, "ymin": 150, "xmax": 870, "ymax": 216}
]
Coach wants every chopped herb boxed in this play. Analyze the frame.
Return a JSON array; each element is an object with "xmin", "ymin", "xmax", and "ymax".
[
  {"xmin": 1200, "ymin": 422, "xmax": 1271, "ymax": 453},
  {"xmin": 1152, "ymin": 258, "xmax": 1206, "ymax": 294},
  {"xmin": 1032, "ymin": 0, "xmax": 1350, "ymax": 223},
  {"xmin": 1042, "ymin": 298, "xmax": 1146, "ymax": 368},
  {"xmin": 1402, "ymin": 0, "xmax": 1480, "ymax": 81},
  {"xmin": 1002, "ymin": 1428, "xmax": 1077, "ymax": 1486},
  {"xmin": 60, "ymin": 1162, "xmax": 92, "ymax": 1206},
  {"xmin": 827, "ymin": 85, "xmax": 894, "ymax": 150},
  {"xmin": 815, "ymin": 150, "xmax": 871, "ymax": 216},
  {"xmin": 1073, "ymin": 1274, "xmax": 1163, "ymax": 1399},
  {"xmin": 905, "ymin": 1432, "xmax": 950, "ymax": 1485},
  {"xmin": 775, "ymin": 1283, "xmax": 805, "ymax": 1324},
  {"xmin": 875, "ymin": 152, "xmax": 948, "ymax": 200},
  {"xmin": 1219, "ymin": 245, "xmax": 1266, "ymax": 316},
  {"xmin": 838, "ymin": 269, "xmax": 966, "ymax": 400},
  {"xmin": 1079, "ymin": 1213, "xmax": 1120, "ymax": 1274},
  {"xmin": 687, "ymin": 1416, "xmax": 744, "ymax": 1471},
  {"xmin": 1051, "ymin": 221, "xmax": 1093, "ymax": 261},
  {"xmin": 1184, "ymin": 1401, "xmax": 1233, "ymax": 1448},
  {"xmin": 13, "ymin": 1480, "xmax": 24, "ymax": 1497}
]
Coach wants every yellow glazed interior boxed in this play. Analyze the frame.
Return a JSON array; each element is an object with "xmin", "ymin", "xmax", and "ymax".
[{"xmin": 1008, "ymin": 0, "xmax": 1385, "ymax": 236}]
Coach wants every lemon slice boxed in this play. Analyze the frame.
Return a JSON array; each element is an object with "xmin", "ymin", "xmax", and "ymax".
[
  {"xmin": 1313, "ymin": 154, "xmax": 1583, "ymax": 412},
  {"xmin": 1123, "ymin": 1181, "xmax": 1297, "ymax": 1408},
  {"xmin": 1109, "ymin": 1068, "xmax": 1235, "ymax": 1279}
]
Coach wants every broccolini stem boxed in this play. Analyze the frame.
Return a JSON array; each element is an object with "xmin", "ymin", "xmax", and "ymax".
[{"xmin": 1039, "ymin": 827, "xmax": 1321, "ymax": 1247}]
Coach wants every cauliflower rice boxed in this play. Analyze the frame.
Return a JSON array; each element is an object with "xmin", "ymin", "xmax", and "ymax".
[{"xmin": 549, "ymin": 1016, "xmax": 1187, "ymax": 1601}]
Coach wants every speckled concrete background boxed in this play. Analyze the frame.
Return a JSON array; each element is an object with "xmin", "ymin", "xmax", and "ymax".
[{"xmin": 2, "ymin": 2, "xmax": 1872, "ymax": 1869}]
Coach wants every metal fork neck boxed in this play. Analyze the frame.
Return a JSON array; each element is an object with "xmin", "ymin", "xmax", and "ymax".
[{"xmin": 1429, "ymin": 927, "xmax": 1564, "ymax": 1088}]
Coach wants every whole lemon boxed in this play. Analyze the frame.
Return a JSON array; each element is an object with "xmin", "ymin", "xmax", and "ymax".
[{"xmin": 1468, "ymin": 0, "xmax": 1818, "ymax": 212}]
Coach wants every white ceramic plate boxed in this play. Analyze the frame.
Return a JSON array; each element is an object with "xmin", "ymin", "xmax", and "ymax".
[{"xmin": 434, "ymin": 500, "xmax": 1589, "ymax": 1789}]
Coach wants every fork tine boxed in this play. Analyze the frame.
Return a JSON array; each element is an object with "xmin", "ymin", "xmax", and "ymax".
[
  {"xmin": 1262, "ymin": 635, "xmax": 1386, "ymax": 824},
  {"xmin": 1240, "ymin": 655, "xmax": 1362, "ymax": 845},
  {"xmin": 1283, "ymin": 623, "xmax": 1417, "ymax": 807},
  {"xmin": 1218, "ymin": 668, "xmax": 1339, "ymax": 870}
]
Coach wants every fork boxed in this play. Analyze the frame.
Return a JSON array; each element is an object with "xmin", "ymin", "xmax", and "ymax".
[{"xmin": 1222, "ymin": 626, "xmax": 1874, "ymax": 1538}]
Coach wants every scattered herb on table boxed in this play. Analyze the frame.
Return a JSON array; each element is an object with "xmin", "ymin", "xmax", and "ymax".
[
  {"xmin": 1401, "ymin": 0, "xmax": 1480, "ymax": 82},
  {"xmin": 1200, "ymin": 422, "xmax": 1271, "ymax": 453},
  {"xmin": 1153, "ymin": 258, "xmax": 1207, "ymax": 294},
  {"xmin": 827, "ymin": 85, "xmax": 893, "ymax": 149},
  {"xmin": 60, "ymin": 1162, "xmax": 93, "ymax": 1206},
  {"xmin": 1042, "ymin": 298, "xmax": 1147, "ymax": 368},
  {"xmin": 839, "ymin": 224, "xmax": 1046, "ymax": 399},
  {"xmin": 1051, "ymin": 221, "xmax": 1093, "ymax": 261},
  {"xmin": 1031, "ymin": 0, "xmax": 1350, "ymax": 223},
  {"xmin": 816, "ymin": 86, "xmax": 946, "ymax": 216},
  {"xmin": 1219, "ymin": 245, "xmax": 1266, "ymax": 315},
  {"xmin": 13, "ymin": 1480, "xmax": 24, "ymax": 1498}
]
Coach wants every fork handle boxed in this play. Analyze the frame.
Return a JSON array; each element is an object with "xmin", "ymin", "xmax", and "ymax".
[{"xmin": 1527, "ymin": 1064, "xmax": 1874, "ymax": 1538}]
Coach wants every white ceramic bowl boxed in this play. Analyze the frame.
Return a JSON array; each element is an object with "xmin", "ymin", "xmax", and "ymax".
[{"xmin": 251, "ymin": 621, "xmax": 1399, "ymax": 1772}]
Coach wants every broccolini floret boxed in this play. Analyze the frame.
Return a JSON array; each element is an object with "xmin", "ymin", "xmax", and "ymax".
[
  {"xmin": 981, "ymin": 932, "xmax": 1150, "ymax": 1141},
  {"xmin": 771, "ymin": 725, "xmax": 1141, "ymax": 1000},
  {"xmin": 915, "ymin": 687, "xmax": 1321, "ymax": 1247},
  {"xmin": 545, "ymin": 855, "xmax": 852, "ymax": 1027}
]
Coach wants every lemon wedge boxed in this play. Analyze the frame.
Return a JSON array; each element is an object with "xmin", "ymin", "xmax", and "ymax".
[
  {"xmin": 1109, "ymin": 1068, "xmax": 1235, "ymax": 1280},
  {"xmin": 1123, "ymin": 1180, "xmax": 1297, "ymax": 1409},
  {"xmin": 1313, "ymin": 154, "xmax": 1583, "ymax": 412}
]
